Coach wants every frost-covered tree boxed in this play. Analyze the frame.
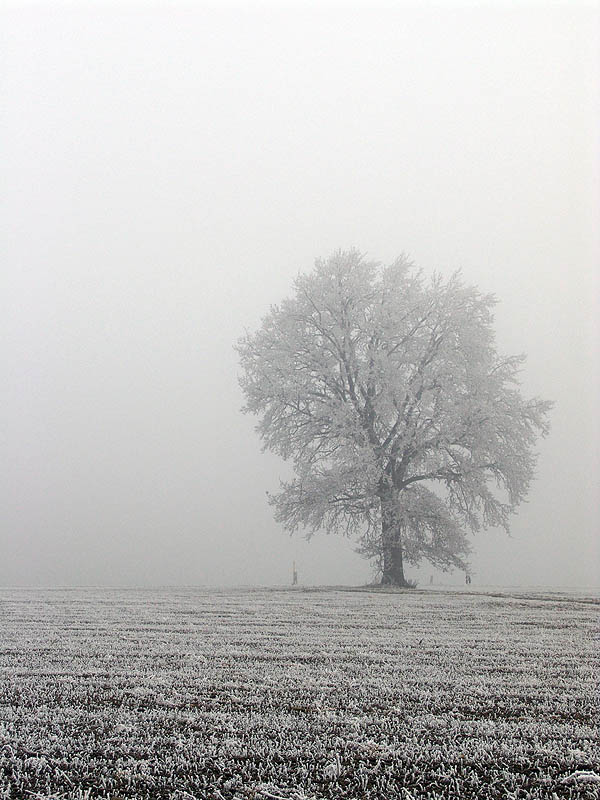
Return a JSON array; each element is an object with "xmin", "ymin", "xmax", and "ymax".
[{"xmin": 237, "ymin": 250, "xmax": 551, "ymax": 586}]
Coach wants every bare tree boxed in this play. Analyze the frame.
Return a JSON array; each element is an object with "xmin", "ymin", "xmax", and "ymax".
[{"xmin": 237, "ymin": 250, "xmax": 551, "ymax": 586}]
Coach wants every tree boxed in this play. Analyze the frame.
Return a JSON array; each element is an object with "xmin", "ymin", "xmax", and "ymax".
[{"xmin": 237, "ymin": 250, "xmax": 552, "ymax": 586}]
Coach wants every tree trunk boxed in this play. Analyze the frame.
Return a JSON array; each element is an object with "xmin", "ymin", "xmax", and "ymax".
[
  {"xmin": 379, "ymin": 486, "xmax": 410, "ymax": 587},
  {"xmin": 381, "ymin": 539, "xmax": 408, "ymax": 586}
]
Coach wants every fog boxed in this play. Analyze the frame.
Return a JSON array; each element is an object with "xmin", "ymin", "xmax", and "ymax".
[{"xmin": 2, "ymin": 4, "xmax": 598, "ymax": 589}]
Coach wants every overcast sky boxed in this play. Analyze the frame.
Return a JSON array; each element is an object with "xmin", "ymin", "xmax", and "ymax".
[{"xmin": 2, "ymin": 2, "xmax": 598, "ymax": 589}]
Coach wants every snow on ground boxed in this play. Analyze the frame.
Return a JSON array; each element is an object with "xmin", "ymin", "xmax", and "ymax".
[{"xmin": 0, "ymin": 586, "xmax": 598, "ymax": 799}]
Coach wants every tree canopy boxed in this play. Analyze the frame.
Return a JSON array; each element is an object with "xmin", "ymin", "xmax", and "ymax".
[{"xmin": 237, "ymin": 250, "xmax": 552, "ymax": 585}]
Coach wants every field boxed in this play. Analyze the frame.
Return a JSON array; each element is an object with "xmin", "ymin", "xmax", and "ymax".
[{"xmin": 0, "ymin": 586, "xmax": 598, "ymax": 799}]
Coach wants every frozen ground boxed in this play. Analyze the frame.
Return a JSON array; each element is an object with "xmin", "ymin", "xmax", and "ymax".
[{"xmin": 0, "ymin": 586, "xmax": 598, "ymax": 799}]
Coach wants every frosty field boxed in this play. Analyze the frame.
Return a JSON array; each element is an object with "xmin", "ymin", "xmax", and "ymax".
[{"xmin": 0, "ymin": 587, "xmax": 598, "ymax": 799}]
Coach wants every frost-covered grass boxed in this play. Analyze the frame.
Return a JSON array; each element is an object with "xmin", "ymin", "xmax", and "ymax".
[{"xmin": 0, "ymin": 586, "xmax": 598, "ymax": 799}]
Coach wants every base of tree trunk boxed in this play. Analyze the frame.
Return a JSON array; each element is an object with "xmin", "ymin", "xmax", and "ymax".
[{"xmin": 380, "ymin": 574, "xmax": 412, "ymax": 588}]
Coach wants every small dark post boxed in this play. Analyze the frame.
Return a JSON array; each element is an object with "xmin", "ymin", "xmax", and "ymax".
[{"xmin": 292, "ymin": 561, "xmax": 298, "ymax": 586}]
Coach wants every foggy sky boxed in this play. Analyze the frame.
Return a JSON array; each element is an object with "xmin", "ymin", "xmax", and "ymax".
[{"xmin": 2, "ymin": 3, "xmax": 599, "ymax": 588}]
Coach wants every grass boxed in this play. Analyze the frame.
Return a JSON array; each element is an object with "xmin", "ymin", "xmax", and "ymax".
[{"xmin": 0, "ymin": 586, "xmax": 598, "ymax": 799}]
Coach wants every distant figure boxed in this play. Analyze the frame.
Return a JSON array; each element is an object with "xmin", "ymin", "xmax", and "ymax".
[
  {"xmin": 465, "ymin": 573, "xmax": 471, "ymax": 585},
  {"xmin": 292, "ymin": 561, "xmax": 298, "ymax": 586},
  {"xmin": 429, "ymin": 574, "xmax": 433, "ymax": 585}
]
